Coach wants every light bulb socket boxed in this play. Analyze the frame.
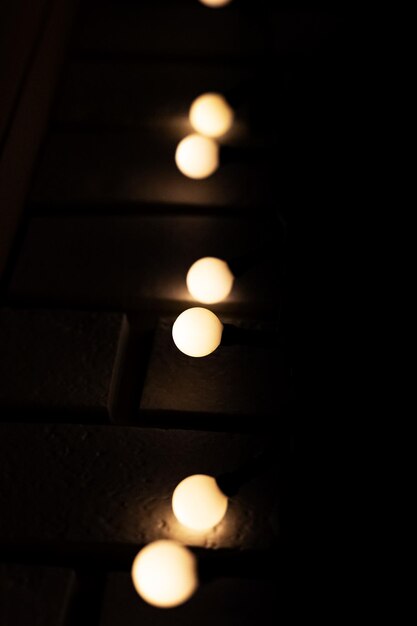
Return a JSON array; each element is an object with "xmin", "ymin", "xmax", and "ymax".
[
  {"xmin": 197, "ymin": 547, "xmax": 281, "ymax": 584},
  {"xmin": 226, "ymin": 222, "xmax": 285, "ymax": 278},
  {"xmin": 227, "ymin": 248, "xmax": 264, "ymax": 278},
  {"xmin": 215, "ymin": 472, "xmax": 241, "ymax": 498},
  {"xmin": 222, "ymin": 86, "xmax": 244, "ymax": 109},
  {"xmin": 216, "ymin": 446, "xmax": 275, "ymax": 497},
  {"xmin": 219, "ymin": 144, "xmax": 266, "ymax": 166},
  {"xmin": 220, "ymin": 323, "xmax": 242, "ymax": 347},
  {"xmin": 221, "ymin": 323, "xmax": 280, "ymax": 349}
]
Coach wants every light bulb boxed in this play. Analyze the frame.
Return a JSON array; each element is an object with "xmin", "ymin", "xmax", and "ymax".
[
  {"xmin": 175, "ymin": 134, "xmax": 219, "ymax": 179},
  {"xmin": 131, "ymin": 540, "xmax": 198, "ymax": 608},
  {"xmin": 172, "ymin": 474, "xmax": 228, "ymax": 532},
  {"xmin": 186, "ymin": 257, "xmax": 234, "ymax": 304},
  {"xmin": 189, "ymin": 93, "xmax": 234, "ymax": 138},
  {"xmin": 198, "ymin": 0, "xmax": 233, "ymax": 7},
  {"xmin": 172, "ymin": 307, "xmax": 223, "ymax": 357}
]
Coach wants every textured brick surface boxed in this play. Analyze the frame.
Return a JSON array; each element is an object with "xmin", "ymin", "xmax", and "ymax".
[
  {"xmin": 29, "ymin": 130, "xmax": 271, "ymax": 209},
  {"xmin": 0, "ymin": 309, "xmax": 127, "ymax": 419},
  {"xmin": 100, "ymin": 573, "xmax": 278, "ymax": 626},
  {"xmin": 0, "ymin": 424, "xmax": 279, "ymax": 553},
  {"xmin": 9, "ymin": 216, "xmax": 283, "ymax": 313},
  {"xmin": 139, "ymin": 317, "xmax": 288, "ymax": 425},
  {"xmin": 0, "ymin": 564, "xmax": 76, "ymax": 626}
]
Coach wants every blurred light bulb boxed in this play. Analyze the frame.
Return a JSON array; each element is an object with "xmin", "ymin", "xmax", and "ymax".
[
  {"xmin": 131, "ymin": 540, "xmax": 198, "ymax": 608},
  {"xmin": 198, "ymin": 0, "xmax": 233, "ymax": 7},
  {"xmin": 189, "ymin": 93, "xmax": 234, "ymax": 138},
  {"xmin": 186, "ymin": 257, "xmax": 234, "ymax": 304},
  {"xmin": 172, "ymin": 307, "xmax": 223, "ymax": 357},
  {"xmin": 172, "ymin": 474, "xmax": 228, "ymax": 532},
  {"xmin": 175, "ymin": 134, "xmax": 219, "ymax": 179}
]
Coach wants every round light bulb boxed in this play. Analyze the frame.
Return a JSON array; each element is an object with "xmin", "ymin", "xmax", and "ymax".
[
  {"xmin": 172, "ymin": 474, "xmax": 228, "ymax": 532},
  {"xmin": 189, "ymin": 93, "xmax": 234, "ymax": 138},
  {"xmin": 131, "ymin": 540, "xmax": 198, "ymax": 608},
  {"xmin": 175, "ymin": 134, "xmax": 219, "ymax": 179},
  {"xmin": 172, "ymin": 307, "xmax": 223, "ymax": 357},
  {"xmin": 186, "ymin": 257, "xmax": 234, "ymax": 304},
  {"xmin": 198, "ymin": 0, "xmax": 233, "ymax": 7}
]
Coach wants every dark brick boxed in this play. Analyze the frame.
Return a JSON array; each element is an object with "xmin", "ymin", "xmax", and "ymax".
[
  {"xmin": 139, "ymin": 317, "xmax": 288, "ymax": 428},
  {"xmin": 0, "ymin": 309, "xmax": 127, "ymax": 420},
  {"xmin": 29, "ymin": 131, "xmax": 271, "ymax": 210},
  {"xmin": 0, "ymin": 424, "xmax": 279, "ymax": 554},
  {"xmin": 0, "ymin": 564, "xmax": 76, "ymax": 626},
  {"xmin": 9, "ymin": 216, "xmax": 284, "ymax": 313},
  {"xmin": 100, "ymin": 572, "xmax": 278, "ymax": 626}
]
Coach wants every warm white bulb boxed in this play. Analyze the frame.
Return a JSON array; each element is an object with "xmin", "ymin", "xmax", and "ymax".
[
  {"xmin": 172, "ymin": 307, "xmax": 223, "ymax": 357},
  {"xmin": 172, "ymin": 474, "xmax": 228, "ymax": 532},
  {"xmin": 131, "ymin": 540, "xmax": 198, "ymax": 608},
  {"xmin": 189, "ymin": 93, "xmax": 234, "ymax": 138},
  {"xmin": 175, "ymin": 134, "xmax": 219, "ymax": 179},
  {"xmin": 186, "ymin": 257, "xmax": 234, "ymax": 304},
  {"xmin": 198, "ymin": 0, "xmax": 233, "ymax": 7}
]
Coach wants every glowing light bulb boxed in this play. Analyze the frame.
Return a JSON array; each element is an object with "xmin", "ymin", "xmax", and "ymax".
[
  {"xmin": 172, "ymin": 474, "xmax": 228, "ymax": 532},
  {"xmin": 172, "ymin": 307, "xmax": 223, "ymax": 357},
  {"xmin": 189, "ymin": 93, "xmax": 234, "ymax": 138},
  {"xmin": 186, "ymin": 257, "xmax": 234, "ymax": 304},
  {"xmin": 198, "ymin": 0, "xmax": 233, "ymax": 7},
  {"xmin": 131, "ymin": 540, "xmax": 198, "ymax": 608},
  {"xmin": 175, "ymin": 134, "xmax": 219, "ymax": 179}
]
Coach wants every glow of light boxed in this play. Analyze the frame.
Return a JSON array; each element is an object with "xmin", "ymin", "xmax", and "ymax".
[
  {"xmin": 186, "ymin": 257, "xmax": 234, "ymax": 304},
  {"xmin": 198, "ymin": 0, "xmax": 233, "ymax": 7},
  {"xmin": 172, "ymin": 474, "xmax": 228, "ymax": 532},
  {"xmin": 172, "ymin": 307, "xmax": 223, "ymax": 357},
  {"xmin": 131, "ymin": 540, "xmax": 198, "ymax": 608},
  {"xmin": 175, "ymin": 134, "xmax": 219, "ymax": 179},
  {"xmin": 189, "ymin": 93, "xmax": 234, "ymax": 138}
]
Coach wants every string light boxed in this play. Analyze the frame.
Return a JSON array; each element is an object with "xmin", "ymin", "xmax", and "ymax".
[
  {"xmin": 131, "ymin": 540, "xmax": 198, "ymax": 608},
  {"xmin": 186, "ymin": 257, "xmax": 234, "ymax": 304},
  {"xmin": 172, "ymin": 474, "xmax": 228, "ymax": 532},
  {"xmin": 198, "ymin": 0, "xmax": 233, "ymax": 7},
  {"xmin": 129, "ymin": 0, "xmax": 276, "ymax": 609},
  {"xmin": 175, "ymin": 133, "xmax": 219, "ymax": 179},
  {"xmin": 172, "ymin": 307, "xmax": 223, "ymax": 357},
  {"xmin": 189, "ymin": 93, "xmax": 234, "ymax": 138}
]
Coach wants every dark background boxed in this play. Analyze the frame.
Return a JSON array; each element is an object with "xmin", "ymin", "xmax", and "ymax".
[{"xmin": 0, "ymin": 1, "xmax": 358, "ymax": 623}]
